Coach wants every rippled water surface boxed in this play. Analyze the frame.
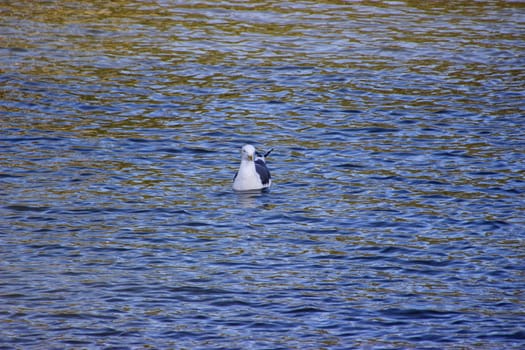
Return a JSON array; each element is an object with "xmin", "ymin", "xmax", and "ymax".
[{"xmin": 1, "ymin": 1, "xmax": 525, "ymax": 349}]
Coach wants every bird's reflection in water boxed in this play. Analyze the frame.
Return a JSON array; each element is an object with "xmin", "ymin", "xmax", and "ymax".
[{"xmin": 234, "ymin": 189, "xmax": 267, "ymax": 208}]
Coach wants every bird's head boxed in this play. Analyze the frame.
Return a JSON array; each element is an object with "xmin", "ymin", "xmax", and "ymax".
[{"xmin": 241, "ymin": 144, "xmax": 256, "ymax": 161}]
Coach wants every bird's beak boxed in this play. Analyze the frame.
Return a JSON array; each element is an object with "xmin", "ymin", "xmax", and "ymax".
[{"xmin": 248, "ymin": 155, "xmax": 253, "ymax": 161}]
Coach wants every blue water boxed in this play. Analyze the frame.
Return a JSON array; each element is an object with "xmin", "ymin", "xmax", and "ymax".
[{"xmin": 1, "ymin": 1, "xmax": 525, "ymax": 349}]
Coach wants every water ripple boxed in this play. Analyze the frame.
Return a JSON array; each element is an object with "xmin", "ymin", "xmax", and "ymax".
[{"xmin": 1, "ymin": 1, "xmax": 525, "ymax": 349}]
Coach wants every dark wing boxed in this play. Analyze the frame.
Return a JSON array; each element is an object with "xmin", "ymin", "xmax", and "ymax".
[{"xmin": 255, "ymin": 162, "xmax": 271, "ymax": 186}]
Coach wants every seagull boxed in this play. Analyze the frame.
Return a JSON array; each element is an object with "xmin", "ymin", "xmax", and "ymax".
[{"xmin": 233, "ymin": 144, "xmax": 272, "ymax": 191}]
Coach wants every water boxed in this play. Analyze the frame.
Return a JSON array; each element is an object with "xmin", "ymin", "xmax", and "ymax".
[{"xmin": 1, "ymin": 1, "xmax": 524, "ymax": 349}]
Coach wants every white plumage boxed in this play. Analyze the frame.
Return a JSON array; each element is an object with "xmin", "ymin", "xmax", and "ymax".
[{"xmin": 233, "ymin": 144, "xmax": 272, "ymax": 191}]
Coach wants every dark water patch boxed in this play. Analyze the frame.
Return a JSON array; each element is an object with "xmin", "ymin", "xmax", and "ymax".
[
  {"xmin": 1, "ymin": 135, "xmax": 66, "ymax": 142},
  {"xmin": 335, "ymin": 162, "xmax": 364, "ymax": 169},
  {"xmin": 368, "ymin": 175, "xmax": 405, "ymax": 181},
  {"xmin": 468, "ymin": 170, "xmax": 499, "ymax": 176},
  {"xmin": 466, "ymin": 219, "xmax": 510, "ymax": 230},
  {"xmin": 126, "ymin": 137, "xmax": 171, "ymax": 144},
  {"xmin": 0, "ymin": 173, "xmax": 24, "ymax": 178},
  {"xmin": 157, "ymin": 147, "xmax": 184, "ymax": 154},
  {"xmin": 341, "ymin": 109, "xmax": 362, "ymax": 114},
  {"xmin": 379, "ymin": 246, "xmax": 415, "ymax": 255},
  {"xmin": 433, "ymin": 150, "xmax": 474, "ymax": 159},
  {"xmin": 5, "ymin": 205, "xmax": 51, "ymax": 212},
  {"xmin": 210, "ymin": 299, "xmax": 256, "ymax": 307},
  {"xmin": 178, "ymin": 221, "xmax": 213, "ymax": 228},
  {"xmin": 75, "ymin": 327, "xmax": 123, "ymax": 337},
  {"xmin": 478, "ymin": 330, "xmax": 525, "ymax": 341},
  {"xmin": 412, "ymin": 179, "xmax": 448, "ymax": 186},
  {"xmin": 284, "ymin": 306, "xmax": 326, "ymax": 314},
  {"xmin": 382, "ymin": 308, "xmax": 459, "ymax": 320},
  {"xmin": 365, "ymin": 127, "xmax": 400, "ymax": 134}
]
